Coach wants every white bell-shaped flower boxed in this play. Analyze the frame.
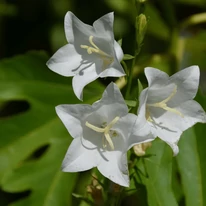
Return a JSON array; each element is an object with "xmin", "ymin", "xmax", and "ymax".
[
  {"xmin": 138, "ymin": 66, "xmax": 206, "ymax": 155},
  {"xmin": 47, "ymin": 12, "xmax": 125, "ymax": 100},
  {"xmin": 56, "ymin": 83, "xmax": 154, "ymax": 186}
]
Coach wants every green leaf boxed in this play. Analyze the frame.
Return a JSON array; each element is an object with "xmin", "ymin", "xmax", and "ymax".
[
  {"xmin": 175, "ymin": 94, "xmax": 206, "ymax": 206},
  {"xmin": 145, "ymin": 4, "xmax": 169, "ymax": 40},
  {"xmin": 136, "ymin": 139, "xmax": 178, "ymax": 206},
  {"xmin": 176, "ymin": 127, "xmax": 204, "ymax": 206},
  {"xmin": 123, "ymin": 54, "xmax": 135, "ymax": 61},
  {"xmin": 125, "ymin": 100, "xmax": 137, "ymax": 107},
  {"xmin": 181, "ymin": 31, "xmax": 206, "ymax": 73},
  {"xmin": 175, "ymin": 0, "xmax": 205, "ymax": 7},
  {"xmin": 0, "ymin": 51, "xmax": 104, "ymax": 206}
]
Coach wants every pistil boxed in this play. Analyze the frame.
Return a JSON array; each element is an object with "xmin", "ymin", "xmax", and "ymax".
[
  {"xmin": 147, "ymin": 85, "xmax": 184, "ymax": 117},
  {"xmin": 80, "ymin": 36, "xmax": 114, "ymax": 67},
  {"xmin": 85, "ymin": 116, "xmax": 120, "ymax": 150}
]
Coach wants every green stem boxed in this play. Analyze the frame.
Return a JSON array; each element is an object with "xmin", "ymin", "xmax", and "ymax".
[{"xmin": 125, "ymin": 47, "xmax": 141, "ymax": 99}]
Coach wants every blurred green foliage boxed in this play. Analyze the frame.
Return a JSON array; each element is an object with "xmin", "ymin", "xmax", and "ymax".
[{"xmin": 0, "ymin": 0, "xmax": 206, "ymax": 205}]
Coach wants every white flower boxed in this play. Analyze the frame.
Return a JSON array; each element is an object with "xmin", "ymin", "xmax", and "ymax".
[
  {"xmin": 138, "ymin": 66, "xmax": 206, "ymax": 155},
  {"xmin": 47, "ymin": 11, "xmax": 125, "ymax": 100},
  {"xmin": 56, "ymin": 83, "xmax": 153, "ymax": 186}
]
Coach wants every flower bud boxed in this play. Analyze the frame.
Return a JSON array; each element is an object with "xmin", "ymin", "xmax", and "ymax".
[
  {"xmin": 133, "ymin": 142, "xmax": 152, "ymax": 156},
  {"xmin": 136, "ymin": 14, "xmax": 147, "ymax": 47}
]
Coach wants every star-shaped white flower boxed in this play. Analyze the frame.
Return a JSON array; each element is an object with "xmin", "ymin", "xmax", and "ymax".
[
  {"xmin": 56, "ymin": 83, "xmax": 154, "ymax": 186},
  {"xmin": 47, "ymin": 11, "xmax": 125, "ymax": 100},
  {"xmin": 138, "ymin": 66, "xmax": 206, "ymax": 155}
]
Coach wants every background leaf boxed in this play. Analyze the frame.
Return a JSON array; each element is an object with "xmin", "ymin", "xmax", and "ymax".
[{"xmin": 0, "ymin": 51, "xmax": 104, "ymax": 206}]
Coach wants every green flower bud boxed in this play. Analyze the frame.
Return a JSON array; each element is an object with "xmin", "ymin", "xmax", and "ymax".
[{"xmin": 136, "ymin": 13, "xmax": 147, "ymax": 47}]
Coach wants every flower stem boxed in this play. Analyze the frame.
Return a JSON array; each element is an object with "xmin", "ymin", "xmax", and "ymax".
[{"xmin": 125, "ymin": 47, "xmax": 141, "ymax": 99}]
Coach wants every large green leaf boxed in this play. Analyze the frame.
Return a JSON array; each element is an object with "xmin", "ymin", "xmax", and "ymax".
[
  {"xmin": 176, "ymin": 128, "xmax": 204, "ymax": 206},
  {"xmin": 136, "ymin": 139, "xmax": 178, "ymax": 206},
  {"xmin": 0, "ymin": 51, "xmax": 104, "ymax": 206},
  {"xmin": 176, "ymin": 95, "xmax": 206, "ymax": 206}
]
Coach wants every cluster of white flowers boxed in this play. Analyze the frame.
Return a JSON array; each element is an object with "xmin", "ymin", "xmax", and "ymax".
[{"xmin": 47, "ymin": 12, "xmax": 206, "ymax": 187}]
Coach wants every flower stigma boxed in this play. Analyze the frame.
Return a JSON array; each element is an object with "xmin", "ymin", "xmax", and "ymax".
[
  {"xmin": 80, "ymin": 36, "xmax": 114, "ymax": 68},
  {"xmin": 147, "ymin": 85, "xmax": 184, "ymax": 118},
  {"xmin": 85, "ymin": 116, "xmax": 120, "ymax": 150}
]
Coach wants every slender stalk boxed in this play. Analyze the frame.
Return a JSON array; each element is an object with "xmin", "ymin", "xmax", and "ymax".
[{"xmin": 125, "ymin": 48, "xmax": 141, "ymax": 99}]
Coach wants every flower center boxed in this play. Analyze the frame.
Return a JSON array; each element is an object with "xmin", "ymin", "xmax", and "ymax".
[
  {"xmin": 85, "ymin": 116, "xmax": 120, "ymax": 150},
  {"xmin": 146, "ymin": 85, "xmax": 184, "ymax": 121},
  {"xmin": 80, "ymin": 36, "xmax": 114, "ymax": 68}
]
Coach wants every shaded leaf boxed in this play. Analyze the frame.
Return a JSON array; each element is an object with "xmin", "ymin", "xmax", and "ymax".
[{"xmin": 0, "ymin": 51, "xmax": 104, "ymax": 206}]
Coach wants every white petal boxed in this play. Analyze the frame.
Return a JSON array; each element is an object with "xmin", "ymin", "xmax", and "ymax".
[
  {"xmin": 99, "ymin": 60, "xmax": 125, "ymax": 78},
  {"xmin": 129, "ymin": 116, "xmax": 156, "ymax": 150},
  {"xmin": 55, "ymin": 104, "xmax": 92, "ymax": 138},
  {"xmin": 147, "ymin": 83, "xmax": 176, "ymax": 104},
  {"xmin": 130, "ymin": 88, "xmax": 156, "ymax": 149},
  {"xmin": 46, "ymin": 44, "xmax": 82, "ymax": 77},
  {"xmin": 82, "ymin": 119, "xmax": 105, "ymax": 149},
  {"xmin": 169, "ymin": 66, "xmax": 200, "ymax": 105},
  {"xmin": 114, "ymin": 40, "xmax": 124, "ymax": 62},
  {"xmin": 150, "ymin": 100, "xmax": 206, "ymax": 134},
  {"xmin": 72, "ymin": 64, "xmax": 99, "ymax": 100},
  {"xmin": 97, "ymin": 151, "xmax": 129, "ymax": 187},
  {"xmin": 64, "ymin": 11, "xmax": 93, "ymax": 43},
  {"xmin": 113, "ymin": 113, "xmax": 150, "ymax": 150},
  {"xmin": 148, "ymin": 99, "xmax": 206, "ymax": 155},
  {"xmin": 144, "ymin": 67, "xmax": 169, "ymax": 87},
  {"xmin": 92, "ymin": 82, "xmax": 128, "ymax": 115},
  {"xmin": 149, "ymin": 122, "xmax": 181, "ymax": 156},
  {"xmin": 177, "ymin": 100, "xmax": 206, "ymax": 126},
  {"xmin": 62, "ymin": 138, "xmax": 100, "ymax": 172},
  {"xmin": 93, "ymin": 12, "xmax": 114, "ymax": 38}
]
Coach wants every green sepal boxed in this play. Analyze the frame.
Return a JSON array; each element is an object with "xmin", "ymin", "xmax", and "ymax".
[{"xmin": 123, "ymin": 54, "xmax": 135, "ymax": 60}]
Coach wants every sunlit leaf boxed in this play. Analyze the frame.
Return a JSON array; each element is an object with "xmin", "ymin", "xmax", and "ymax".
[
  {"xmin": 136, "ymin": 139, "xmax": 178, "ymax": 206},
  {"xmin": 176, "ymin": 94, "xmax": 206, "ymax": 206}
]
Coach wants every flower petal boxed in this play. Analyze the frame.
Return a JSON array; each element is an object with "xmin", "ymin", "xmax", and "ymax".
[
  {"xmin": 177, "ymin": 100, "xmax": 206, "ymax": 126},
  {"xmin": 72, "ymin": 64, "xmax": 99, "ymax": 100},
  {"xmin": 144, "ymin": 67, "xmax": 169, "ymax": 87},
  {"xmin": 64, "ymin": 11, "xmax": 93, "ymax": 43},
  {"xmin": 169, "ymin": 66, "xmax": 200, "ymax": 105},
  {"xmin": 99, "ymin": 60, "xmax": 125, "ymax": 78},
  {"xmin": 150, "ymin": 100, "xmax": 206, "ymax": 134},
  {"xmin": 62, "ymin": 138, "xmax": 100, "ymax": 172},
  {"xmin": 149, "ymin": 123, "xmax": 180, "ymax": 156},
  {"xmin": 148, "ymin": 99, "xmax": 206, "ymax": 155},
  {"xmin": 93, "ymin": 12, "xmax": 114, "ymax": 38},
  {"xmin": 46, "ymin": 44, "xmax": 82, "ymax": 77},
  {"xmin": 97, "ymin": 151, "xmax": 129, "ymax": 187},
  {"xmin": 55, "ymin": 104, "xmax": 92, "ymax": 138},
  {"xmin": 114, "ymin": 40, "xmax": 124, "ymax": 62},
  {"xmin": 92, "ymin": 82, "xmax": 128, "ymax": 116},
  {"xmin": 147, "ymin": 83, "xmax": 176, "ymax": 104},
  {"xmin": 129, "ymin": 117, "xmax": 156, "ymax": 150}
]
